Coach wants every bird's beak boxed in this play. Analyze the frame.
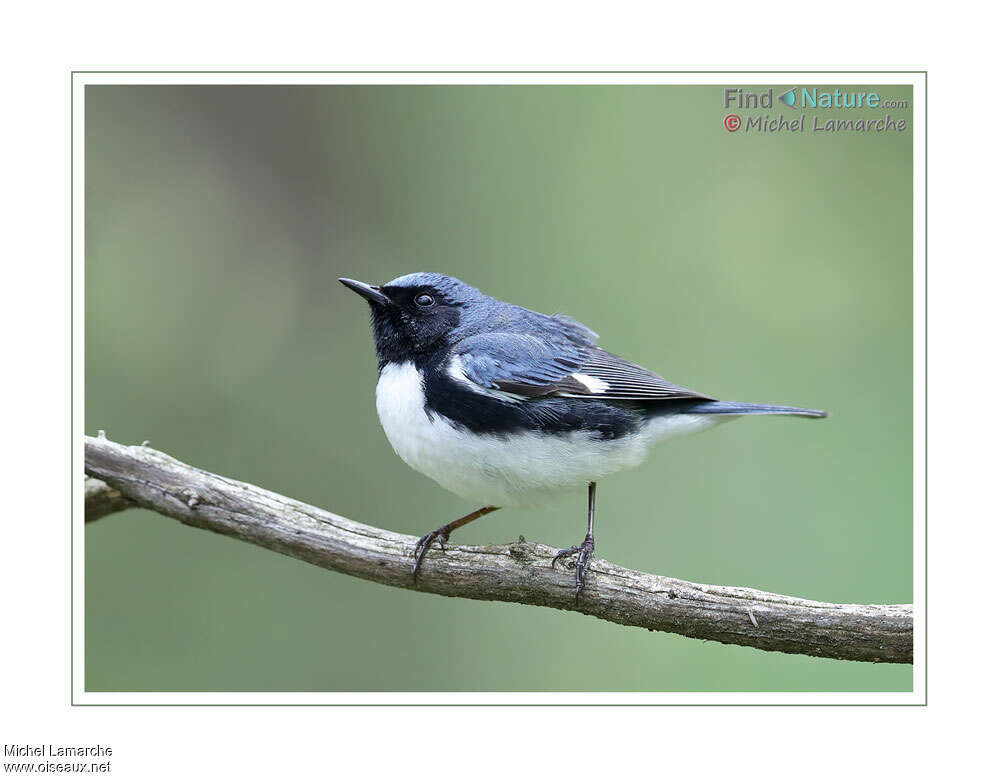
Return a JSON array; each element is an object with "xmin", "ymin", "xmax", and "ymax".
[{"xmin": 339, "ymin": 278, "xmax": 390, "ymax": 306}]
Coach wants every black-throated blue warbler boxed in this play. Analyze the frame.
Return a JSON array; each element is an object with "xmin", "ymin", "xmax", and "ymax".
[{"xmin": 341, "ymin": 273, "xmax": 826, "ymax": 598}]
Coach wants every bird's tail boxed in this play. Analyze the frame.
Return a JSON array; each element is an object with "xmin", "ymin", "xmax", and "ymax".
[{"xmin": 664, "ymin": 399, "xmax": 827, "ymax": 418}]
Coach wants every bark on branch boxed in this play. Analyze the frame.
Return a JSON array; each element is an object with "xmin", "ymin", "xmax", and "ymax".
[{"xmin": 83, "ymin": 435, "xmax": 913, "ymax": 664}]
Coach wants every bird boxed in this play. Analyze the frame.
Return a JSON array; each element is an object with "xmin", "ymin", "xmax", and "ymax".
[{"xmin": 340, "ymin": 272, "xmax": 826, "ymax": 599}]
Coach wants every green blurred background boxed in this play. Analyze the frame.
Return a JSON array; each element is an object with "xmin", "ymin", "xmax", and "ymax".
[{"xmin": 85, "ymin": 84, "xmax": 913, "ymax": 692}]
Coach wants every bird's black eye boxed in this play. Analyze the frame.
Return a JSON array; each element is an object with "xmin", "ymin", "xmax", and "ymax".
[{"xmin": 414, "ymin": 293, "xmax": 435, "ymax": 308}]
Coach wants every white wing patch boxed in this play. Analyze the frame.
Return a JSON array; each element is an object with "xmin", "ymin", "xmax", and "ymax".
[{"xmin": 568, "ymin": 372, "xmax": 609, "ymax": 394}]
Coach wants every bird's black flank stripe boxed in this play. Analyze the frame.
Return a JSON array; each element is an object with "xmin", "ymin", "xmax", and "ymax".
[{"xmin": 418, "ymin": 350, "xmax": 641, "ymax": 440}]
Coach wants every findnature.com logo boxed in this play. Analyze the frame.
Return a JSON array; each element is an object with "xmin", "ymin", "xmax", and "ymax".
[{"xmin": 722, "ymin": 87, "xmax": 909, "ymax": 134}]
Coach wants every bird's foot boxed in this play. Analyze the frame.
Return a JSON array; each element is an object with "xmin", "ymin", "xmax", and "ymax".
[
  {"xmin": 412, "ymin": 527, "xmax": 451, "ymax": 582},
  {"xmin": 551, "ymin": 535, "xmax": 595, "ymax": 602}
]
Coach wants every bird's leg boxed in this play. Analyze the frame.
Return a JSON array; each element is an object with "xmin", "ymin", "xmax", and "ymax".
[
  {"xmin": 412, "ymin": 506, "xmax": 500, "ymax": 582},
  {"xmin": 551, "ymin": 482, "xmax": 597, "ymax": 602}
]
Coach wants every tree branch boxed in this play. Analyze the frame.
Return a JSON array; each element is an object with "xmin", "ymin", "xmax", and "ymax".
[
  {"xmin": 83, "ymin": 435, "xmax": 913, "ymax": 664},
  {"xmin": 84, "ymin": 474, "xmax": 134, "ymax": 521}
]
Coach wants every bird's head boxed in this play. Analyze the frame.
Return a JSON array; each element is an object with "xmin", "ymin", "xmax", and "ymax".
[{"xmin": 340, "ymin": 272, "xmax": 486, "ymax": 366}]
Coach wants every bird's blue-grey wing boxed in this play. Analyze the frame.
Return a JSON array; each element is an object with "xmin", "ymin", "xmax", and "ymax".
[
  {"xmin": 452, "ymin": 334, "xmax": 710, "ymax": 402},
  {"xmin": 452, "ymin": 333, "xmax": 591, "ymax": 397}
]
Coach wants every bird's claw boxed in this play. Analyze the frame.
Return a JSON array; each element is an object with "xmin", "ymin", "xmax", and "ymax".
[
  {"xmin": 551, "ymin": 536, "xmax": 595, "ymax": 603},
  {"xmin": 412, "ymin": 528, "xmax": 451, "ymax": 582}
]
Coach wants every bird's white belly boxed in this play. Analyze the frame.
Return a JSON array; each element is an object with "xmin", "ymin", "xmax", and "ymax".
[{"xmin": 374, "ymin": 361, "xmax": 719, "ymax": 507}]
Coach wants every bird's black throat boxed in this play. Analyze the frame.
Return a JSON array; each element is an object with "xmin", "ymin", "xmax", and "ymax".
[{"xmin": 368, "ymin": 298, "xmax": 462, "ymax": 370}]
